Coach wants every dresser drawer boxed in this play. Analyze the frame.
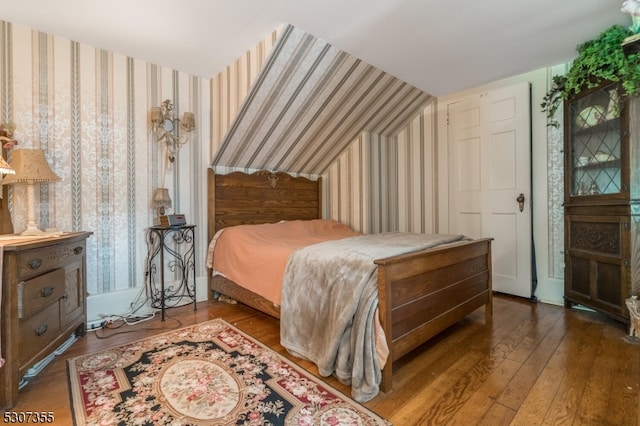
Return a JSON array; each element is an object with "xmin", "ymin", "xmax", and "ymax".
[
  {"xmin": 16, "ymin": 241, "xmax": 85, "ymax": 280},
  {"xmin": 19, "ymin": 302, "xmax": 61, "ymax": 366},
  {"xmin": 1, "ymin": 231, "xmax": 91, "ymax": 410},
  {"xmin": 18, "ymin": 268, "xmax": 66, "ymax": 319}
]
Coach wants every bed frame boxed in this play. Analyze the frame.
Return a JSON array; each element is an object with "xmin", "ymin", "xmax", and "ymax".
[{"xmin": 207, "ymin": 169, "xmax": 492, "ymax": 392}]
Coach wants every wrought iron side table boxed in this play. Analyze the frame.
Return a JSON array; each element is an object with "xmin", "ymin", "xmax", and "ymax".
[{"xmin": 146, "ymin": 224, "xmax": 196, "ymax": 320}]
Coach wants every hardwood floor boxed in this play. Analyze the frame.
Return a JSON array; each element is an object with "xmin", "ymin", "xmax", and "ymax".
[{"xmin": 4, "ymin": 294, "xmax": 639, "ymax": 425}]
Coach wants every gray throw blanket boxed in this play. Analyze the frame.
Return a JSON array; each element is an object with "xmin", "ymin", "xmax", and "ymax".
[{"xmin": 280, "ymin": 232, "xmax": 465, "ymax": 402}]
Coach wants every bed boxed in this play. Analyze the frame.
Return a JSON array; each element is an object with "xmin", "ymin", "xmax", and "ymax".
[{"xmin": 206, "ymin": 168, "xmax": 492, "ymax": 399}]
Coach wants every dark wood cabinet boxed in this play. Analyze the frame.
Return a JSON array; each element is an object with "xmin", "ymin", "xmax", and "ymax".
[
  {"xmin": 563, "ymin": 81, "xmax": 639, "ymax": 322},
  {"xmin": 0, "ymin": 232, "xmax": 91, "ymax": 409}
]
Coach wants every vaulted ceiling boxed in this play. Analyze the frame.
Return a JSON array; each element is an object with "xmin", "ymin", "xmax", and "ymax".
[
  {"xmin": 0, "ymin": 0, "xmax": 630, "ymax": 96},
  {"xmin": 212, "ymin": 25, "xmax": 433, "ymax": 174}
]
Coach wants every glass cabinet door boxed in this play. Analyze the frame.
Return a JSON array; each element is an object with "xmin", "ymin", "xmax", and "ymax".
[{"xmin": 566, "ymin": 82, "xmax": 623, "ymax": 198}]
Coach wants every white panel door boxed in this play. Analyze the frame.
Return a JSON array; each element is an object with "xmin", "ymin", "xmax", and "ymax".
[{"xmin": 448, "ymin": 82, "xmax": 532, "ymax": 298}]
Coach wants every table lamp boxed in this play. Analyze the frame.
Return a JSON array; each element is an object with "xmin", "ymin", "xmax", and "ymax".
[
  {"xmin": 0, "ymin": 149, "xmax": 61, "ymax": 235},
  {"xmin": 152, "ymin": 187, "xmax": 172, "ymax": 223}
]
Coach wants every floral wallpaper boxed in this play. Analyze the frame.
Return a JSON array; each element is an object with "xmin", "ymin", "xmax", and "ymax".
[
  {"xmin": 0, "ymin": 21, "xmax": 209, "ymax": 296},
  {"xmin": 0, "ymin": 19, "xmax": 458, "ymax": 300},
  {"xmin": 0, "ymin": 17, "xmax": 549, "ymax": 302},
  {"xmin": 546, "ymin": 65, "xmax": 568, "ymax": 280}
]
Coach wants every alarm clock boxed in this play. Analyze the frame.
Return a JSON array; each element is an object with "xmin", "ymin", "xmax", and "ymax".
[{"xmin": 166, "ymin": 214, "xmax": 186, "ymax": 226}]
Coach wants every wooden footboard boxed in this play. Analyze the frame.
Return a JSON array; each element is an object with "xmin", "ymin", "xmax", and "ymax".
[
  {"xmin": 375, "ymin": 237, "xmax": 493, "ymax": 392},
  {"xmin": 208, "ymin": 169, "xmax": 494, "ymax": 396},
  {"xmin": 211, "ymin": 237, "xmax": 493, "ymax": 393}
]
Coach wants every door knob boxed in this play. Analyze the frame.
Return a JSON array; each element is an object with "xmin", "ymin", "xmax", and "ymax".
[{"xmin": 517, "ymin": 193, "xmax": 525, "ymax": 212}]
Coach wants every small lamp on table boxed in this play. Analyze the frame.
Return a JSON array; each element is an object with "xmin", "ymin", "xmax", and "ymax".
[
  {"xmin": 152, "ymin": 187, "xmax": 172, "ymax": 225},
  {"xmin": 0, "ymin": 149, "xmax": 61, "ymax": 235}
]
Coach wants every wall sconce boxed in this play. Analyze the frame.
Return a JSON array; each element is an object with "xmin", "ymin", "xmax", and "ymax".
[
  {"xmin": 0, "ymin": 149, "xmax": 61, "ymax": 235},
  {"xmin": 150, "ymin": 100, "xmax": 194, "ymax": 224},
  {"xmin": 149, "ymin": 100, "xmax": 195, "ymax": 163}
]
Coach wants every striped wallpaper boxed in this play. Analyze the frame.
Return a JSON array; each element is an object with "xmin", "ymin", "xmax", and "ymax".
[
  {"xmin": 0, "ymin": 21, "xmax": 209, "ymax": 296},
  {"xmin": 212, "ymin": 25, "xmax": 433, "ymax": 176},
  {"xmin": 323, "ymin": 101, "xmax": 438, "ymax": 234},
  {"xmin": 0, "ymin": 19, "xmax": 441, "ymax": 298},
  {"xmin": 210, "ymin": 24, "xmax": 438, "ymax": 235}
]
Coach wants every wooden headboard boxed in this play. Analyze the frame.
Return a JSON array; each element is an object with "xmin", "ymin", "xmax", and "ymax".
[{"xmin": 207, "ymin": 169, "xmax": 322, "ymax": 246}]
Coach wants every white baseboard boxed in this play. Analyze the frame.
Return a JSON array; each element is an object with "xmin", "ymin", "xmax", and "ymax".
[{"xmin": 86, "ymin": 276, "xmax": 208, "ymax": 324}]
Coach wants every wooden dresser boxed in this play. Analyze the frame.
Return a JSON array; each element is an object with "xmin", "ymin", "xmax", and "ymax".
[{"xmin": 0, "ymin": 231, "xmax": 91, "ymax": 409}]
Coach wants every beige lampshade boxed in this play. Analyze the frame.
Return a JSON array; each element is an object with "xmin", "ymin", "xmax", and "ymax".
[
  {"xmin": 0, "ymin": 155, "xmax": 15, "ymax": 175},
  {"xmin": 152, "ymin": 187, "xmax": 172, "ymax": 216},
  {"xmin": 180, "ymin": 112, "xmax": 195, "ymax": 132},
  {"xmin": 150, "ymin": 106, "xmax": 163, "ymax": 126},
  {"xmin": 152, "ymin": 187, "xmax": 172, "ymax": 208},
  {"xmin": 1, "ymin": 149, "xmax": 61, "ymax": 185}
]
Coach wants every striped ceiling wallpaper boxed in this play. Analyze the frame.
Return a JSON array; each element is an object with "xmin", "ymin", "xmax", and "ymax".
[{"xmin": 212, "ymin": 25, "xmax": 433, "ymax": 175}]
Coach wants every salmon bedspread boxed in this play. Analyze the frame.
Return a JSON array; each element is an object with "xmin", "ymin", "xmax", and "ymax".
[
  {"xmin": 206, "ymin": 219, "xmax": 360, "ymax": 306},
  {"xmin": 207, "ymin": 220, "xmax": 466, "ymax": 401}
]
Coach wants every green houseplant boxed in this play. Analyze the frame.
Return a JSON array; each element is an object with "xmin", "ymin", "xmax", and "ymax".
[{"xmin": 541, "ymin": 24, "xmax": 640, "ymax": 127}]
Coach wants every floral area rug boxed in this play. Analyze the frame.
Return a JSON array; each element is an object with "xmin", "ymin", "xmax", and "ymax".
[{"xmin": 67, "ymin": 318, "xmax": 391, "ymax": 425}]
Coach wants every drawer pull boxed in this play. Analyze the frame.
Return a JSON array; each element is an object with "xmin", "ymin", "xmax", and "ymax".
[
  {"xmin": 74, "ymin": 246, "xmax": 83, "ymax": 255},
  {"xmin": 28, "ymin": 258, "xmax": 43, "ymax": 270},
  {"xmin": 41, "ymin": 286, "xmax": 54, "ymax": 298},
  {"xmin": 34, "ymin": 324, "xmax": 48, "ymax": 336}
]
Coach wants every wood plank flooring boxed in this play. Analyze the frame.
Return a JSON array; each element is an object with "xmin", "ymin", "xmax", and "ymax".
[{"xmin": 3, "ymin": 294, "xmax": 639, "ymax": 425}]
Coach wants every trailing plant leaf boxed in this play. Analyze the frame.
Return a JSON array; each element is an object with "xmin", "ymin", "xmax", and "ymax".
[
  {"xmin": 540, "ymin": 75, "xmax": 567, "ymax": 128},
  {"xmin": 541, "ymin": 25, "xmax": 640, "ymax": 127}
]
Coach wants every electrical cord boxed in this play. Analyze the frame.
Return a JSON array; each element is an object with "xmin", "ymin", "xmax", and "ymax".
[
  {"xmin": 93, "ymin": 312, "xmax": 183, "ymax": 339},
  {"xmin": 91, "ymin": 227, "xmax": 190, "ymax": 338}
]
